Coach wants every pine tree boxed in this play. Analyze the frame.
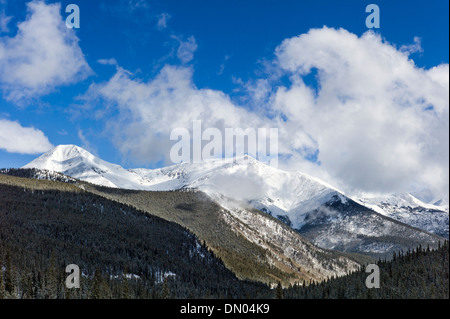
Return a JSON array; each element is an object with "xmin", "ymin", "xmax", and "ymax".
[
  {"xmin": 22, "ymin": 272, "xmax": 34, "ymax": 299},
  {"xmin": 161, "ymin": 277, "xmax": 171, "ymax": 299},
  {"xmin": 121, "ymin": 267, "xmax": 130, "ymax": 299},
  {"xmin": 101, "ymin": 276, "xmax": 111, "ymax": 299},
  {"xmin": 276, "ymin": 281, "xmax": 283, "ymax": 299},
  {"xmin": 4, "ymin": 249, "xmax": 14, "ymax": 296},
  {"xmin": 0, "ymin": 261, "xmax": 5, "ymax": 299},
  {"xmin": 91, "ymin": 268, "xmax": 104, "ymax": 299},
  {"xmin": 47, "ymin": 251, "xmax": 58, "ymax": 299}
]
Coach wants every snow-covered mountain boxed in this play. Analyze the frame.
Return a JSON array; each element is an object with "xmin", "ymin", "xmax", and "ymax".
[
  {"xmin": 23, "ymin": 145, "xmax": 150, "ymax": 189},
  {"xmin": 357, "ymin": 193, "xmax": 449, "ymax": 238},
  {"xmin": 23, "ymin": 145, "xmax": 448, "ymax": 256},
  {"xmin": 24, "ymin": 145, "xmax": 347, "ymax": 229}
]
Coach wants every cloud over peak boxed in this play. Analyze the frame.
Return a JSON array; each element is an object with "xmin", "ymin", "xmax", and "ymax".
[
  {"xmin": 273, "ymin": 27, "xmax": 449, "ymax": 197},
  {"xmin": 83, "ymin": 64, "xmax": 265, "ymax": 164},
  {"xmin": 81, "ymin": 27, "xmax": 448, "ymax": 199}
]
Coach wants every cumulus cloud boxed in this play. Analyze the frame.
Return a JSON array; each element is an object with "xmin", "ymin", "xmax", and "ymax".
[
  {"xmin": 82, "ymin": 27, "xmax": 449, "ymax": 199},
  {"xmin": 272, "ymin": 27, "xmax": 449, "ymax": 198},
  {"xmin": 0, "ymin": 1, "xmax": 92, "ymax": 103},
  {"xmin": 0, "ymin": 118, "xmax": 53, "ymax": 154},
  {"xmin": 82, "ymin": 65, "xmax": 266, "ymax": 164}
]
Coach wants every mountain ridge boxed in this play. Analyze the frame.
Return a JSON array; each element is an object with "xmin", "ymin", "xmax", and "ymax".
[
  {"xmin": 23, "ymin": 145, "xmax": 448, "ymax": 230},
  {"xmin": 22, "ymin": 145, "xmax": 448, "ymax": 256}
]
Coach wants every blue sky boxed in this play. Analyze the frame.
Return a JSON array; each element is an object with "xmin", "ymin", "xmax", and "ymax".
[{"xmin": 0, "ymin": 0, "xmax": 448, "ymax": 197}]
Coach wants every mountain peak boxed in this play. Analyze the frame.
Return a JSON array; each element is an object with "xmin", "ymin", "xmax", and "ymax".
[
  {"xmin": 23, "ymin": 144, "xmax": 96, "ymax": 170},
  {"xmin": 47, "ymin": 144, "xmax": 90, "ymax": 158}
]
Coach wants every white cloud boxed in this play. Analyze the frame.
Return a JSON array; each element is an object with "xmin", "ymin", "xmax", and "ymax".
[
  {"xmin": 172, "ymin": 35, "xmax": 198, "ymax": 64},
  {"xmin": 82, "ymin": 27, "xmax": 449, "ymax": 200},
  {"xmin": 127, "ymin": 0, "xmax": 149, "ymax": 12},
  {"xmin": 83, "ymin": 65, "xmax": 266, "ymax": 164},
  {"xmin": 0, "ymin": 1, "xmax": 92, "ymax": 103},
  {"xmin": 0, "ymin": 118, "xmax": 53, "ymax": 154},
  {"xmin": 217, "ymin": 55, "xmax": 230, "ymax": 75},
  {"xmin": 77, "ymin": 129, "xmax": 97, "ymax": 156},
  {"xmin": 272, "ymin": 27, "xmax": 449, "ymax": 198},
  {"xmin": 400, "ymin": 36, "xmax": 423, "ymax": 55},
  {"xmin": 98, "ymin": 58, "xmax": 118, "ymax": 66},
  {"xmin": 0, "ymin": 8, "xmax": 12, "ymax": 33},
  {"xmin": 157, "ymin": 13, "xmax": 170, "ymax": 30}
]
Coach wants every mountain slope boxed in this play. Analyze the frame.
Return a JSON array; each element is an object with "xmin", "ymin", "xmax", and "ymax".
[
  {"xmin": 0, "ymin": 175, "xmax": 272, "ymax": 298},
  {"xmin": 22, "ymin": 145, "xmax": 352, "ymax": 229},
  {"xmin": 0, "ymin": 172, "xmax": 362, "ymax": 286},
  {"xmin": 357, "ymin": 193, "xmax": 449, "ymax": 238},
  {"xmin": 298, "ymin": 194, "xmax": 444, "ymax": 258},
  {"xmin": 22, "ymin": 145, "xmax": 448, "ymax": 257}
]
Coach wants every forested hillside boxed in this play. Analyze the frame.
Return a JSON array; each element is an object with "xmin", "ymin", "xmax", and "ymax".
[
  {"xmin": 283, "ymin": 241, "xmax": 449, "ymax": 299},
  {"xmin": 0, "ymin": 170, "xmax": 365, "ymax": 286},
  {"xmin": 0, "ymin": 181, "xmax": 271, "ymax": 298},
  {"xmin": 0, "ymin": 172, "xmax": 448, "ymax": 299}
]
